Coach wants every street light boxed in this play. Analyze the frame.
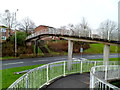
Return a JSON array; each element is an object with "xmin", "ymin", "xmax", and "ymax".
[{"xmin": 15, "ymin": 9, "xmax": 19, "ymax": 57}]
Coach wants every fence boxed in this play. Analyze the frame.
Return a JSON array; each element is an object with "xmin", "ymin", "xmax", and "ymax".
[
  {"xmin": 90, "ymin": 65, "xmax": 120, "ymax": 90},
  {"xmin": 7, "ymin": 60, "xmax": 119, "ymax": 89}
]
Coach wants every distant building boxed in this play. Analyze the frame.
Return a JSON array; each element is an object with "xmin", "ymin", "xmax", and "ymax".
[
  {"xmin": 34, "ymin": 25, "xmax": 60, "ymax": 40},
  {"xmin": 34, "ymin": 25, "xmax": 54, "ymax": 33},
  {"xmin": 0, "ymin": 25, "xmax": 15, "ymax": 42}
]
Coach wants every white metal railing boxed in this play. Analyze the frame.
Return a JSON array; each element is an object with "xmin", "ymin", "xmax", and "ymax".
[
  {"xmin": 7, "ymin": 60, "xmax": 119, "ymax": 89},
  {"xmin": 90, "ymin": 65, "xmax": 120, "ymax": 90},
  {"xmin": 26, "ymin": 28, "xmax": 119, "ymax": 41}
]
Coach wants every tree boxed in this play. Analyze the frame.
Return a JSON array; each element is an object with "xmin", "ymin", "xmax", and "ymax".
[
  {"xmin": 99, "ymin": 19, "xmax": 117, "ymax": 40},
  {"xmin": 19, "ymin": 17, "xmax": 36, "ymax": 34},
  {"xmin": 66, "ymin": 24, "xmax": 76, "ymax": 35},
  {"xmin": 60, "ymin": 17, "xmax": 91, "ymax": 37},
  {"xmin": 10, "ymin": 31, "xmax": 27, "ymax": 46},
  {"xmin": 60, "ymin": 26, "xmax": 67, "ymax": 30},
  {"xmin": 0, "ymin": 10, "xmax": 18, "ymax": 35},
  {"xmin": 74, "ymin": 17, "xmax": 91, "ymax": 37},
  {"xmin": 79, "ymin": 17, "xmax": 91, "ymax": 37}
]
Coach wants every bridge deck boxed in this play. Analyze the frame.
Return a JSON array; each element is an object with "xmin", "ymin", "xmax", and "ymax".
[{"xmin": 44, "ymin": 73, "xmax": 90, "ymax": 89}]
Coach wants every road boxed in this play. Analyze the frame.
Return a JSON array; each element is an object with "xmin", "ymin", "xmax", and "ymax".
[{"xmin": 1, "ymin": 53, "xmax": 119, "ymax": 69}]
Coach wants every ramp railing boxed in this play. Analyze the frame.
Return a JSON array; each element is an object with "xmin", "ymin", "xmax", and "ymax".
[
  {"xmin": 7, "ymin": 60, "xmax": 119, "ymax": 89},
  {"xmin": 90, "ymin": 65, "xmax": 120, "ymax": 90}
]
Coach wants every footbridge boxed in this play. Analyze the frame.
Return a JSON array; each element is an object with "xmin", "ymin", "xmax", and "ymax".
[
  {"xmin": 26, "ymin": 27, "xmax": 120, "ymax": 67},
  {"xmin": 26, "ymin": 28, "xmax": 119, "ymax": 45}
]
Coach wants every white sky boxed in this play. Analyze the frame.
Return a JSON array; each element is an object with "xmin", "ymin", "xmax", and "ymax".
[{"xmin": 0, "ymin": 0, "xmax": 119, "ymax": 30}]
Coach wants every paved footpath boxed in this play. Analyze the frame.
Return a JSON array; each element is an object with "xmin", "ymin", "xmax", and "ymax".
[{"xmin": 45, "ymin": 73, "xmax": 90, "ymax": 89}]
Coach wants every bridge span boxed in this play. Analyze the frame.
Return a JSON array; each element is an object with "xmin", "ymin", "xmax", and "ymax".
[{"xmin": 26, "ymin": 27, "xmax": 120, "ymax": 70}]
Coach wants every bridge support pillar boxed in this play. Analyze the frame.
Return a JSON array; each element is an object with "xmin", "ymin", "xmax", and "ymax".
[
  {"xmin": 67, "ymin": 40, "xmax": 73, "ymax": 70},
  {"xmin": 35, "ymin": 40, "xmax": 38, "ymax": 56},
  {"xmin": 103, "ymin": 44, "xmax": 110, "ymax": 65}
]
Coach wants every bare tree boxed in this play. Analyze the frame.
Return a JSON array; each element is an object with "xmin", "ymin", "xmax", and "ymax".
[
  {"xmin": 60, "ymin": 24, "xmax": 76, "ymax": 35},
  {"xmin": 60, "ymin": 18, "xmax": 91, "ymax": 37},
  {"xmin": 60, "ymin": 26, "xmax": 67, "ymax": 30},
  {"xmin": 0, "ymin": 10, "xmax": 18, "ymax": 35},
  {"xmin": 99, "ymin": 19, "xmax": 117, "ymax": 40},
  {"xmin": 19, "ymin": 17, "xmax": 36, "ymax": 34},
  {"xmin": 76, "ymin": 17, "xmax": 91, "ymax": 37}
]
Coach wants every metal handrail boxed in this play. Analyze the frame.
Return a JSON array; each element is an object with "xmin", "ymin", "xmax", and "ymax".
[
  {"xmin": 7, "ymin": 60, "xmax": 119, "ymax": 89},
  {"xmin": 26, "ymin": 28, "xmax": 119, "ymax": 41},
  {"xmin": 90, "ymin": 65, "xmax": 120, "ymax": 89}
]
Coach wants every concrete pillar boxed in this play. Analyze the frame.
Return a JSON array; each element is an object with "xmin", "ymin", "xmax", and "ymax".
[
  {"xmin": 35, "ymin": 40, "xmax": 38, "ymax": 56},
  {"xmin": 103, "ymin": 44, "xmax": 110, "ymax": 65},
  {"xmin": 67, "ymin": 40, "xmax": 73, "ymax": 70}
]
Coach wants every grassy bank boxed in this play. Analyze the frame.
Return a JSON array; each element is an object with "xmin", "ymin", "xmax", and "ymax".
[
  {"xmin": 84, "ymin": 43, "xmax": 118, "ymax": 54},
  {"xmin": 1, "ymin": 64, "xmax": 43, "ymax": 89},
  {"xmin": 89, "ymin": 58, "xmax": 120, "ymax": 61},
  {"xmin": 0, "ymin": 56, "xmax": 17, "ymax": 60}
]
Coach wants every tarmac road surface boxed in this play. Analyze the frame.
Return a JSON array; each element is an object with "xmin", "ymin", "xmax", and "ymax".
[{"xmin": 1, "ymin": 53, "xmax": 119, "ymax": 69}]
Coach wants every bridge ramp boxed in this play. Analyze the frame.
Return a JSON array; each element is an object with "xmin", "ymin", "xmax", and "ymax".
[{"xmin": 45, "ymin": 73, "xmax": 90, "ymax": 88}]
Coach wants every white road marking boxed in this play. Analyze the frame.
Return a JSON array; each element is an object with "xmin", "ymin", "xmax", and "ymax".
[
  {"xmin": 33, "ymin": 60, "xmax": 48, "ymax": 62},
  {"xmin": 92, "ymin": 56, "xmax": 97, "ymax": 57},
  {"xmin": 61, "ymin": 58, "xmax": 66, "ymax": 59},
  {"xmin": 110, "ymin": 55, "xmax": 117, "ymax": 56},
  {"xmin": 3, "ymin": 62, "xmax": 24, "ymax": 66},
  {"xmin": 54, "ymin": 58, "xmax": 66, "ymax": 60}
]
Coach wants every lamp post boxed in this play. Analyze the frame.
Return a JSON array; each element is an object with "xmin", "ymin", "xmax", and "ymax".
[{"xmin": 15, "ymin": 9, "xmax": 19, "ymax": 57}]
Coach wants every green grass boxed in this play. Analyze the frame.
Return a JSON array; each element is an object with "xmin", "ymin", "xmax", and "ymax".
[
  {"xmin": 1, "ymin": 64, "xmax": 43, "ymax": 89},
  {"xmin": 89, "ymin": 58, "xmax": 120, "ymax": 61},
  {"xmin": 0, "ymin": 56, "xmax": 17, "ymax": 60},
  {"xmin": 84, "ymin": 43, "xmax": 119, "ymax": 54},
  {"xmin": 111, "ymin": 80, "xmax": 120, "ymax": 87}
]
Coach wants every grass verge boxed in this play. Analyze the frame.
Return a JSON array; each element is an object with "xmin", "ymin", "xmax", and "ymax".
[
  {"xmin": 1, "ymin": 64, "xmax": 43, "ymax": 89},
  {"xmin": 0, "ymin": 56, "xmax": 17, "ymax": 60},
  {"xmin": 89, "ymin": 58, "xmax": 120, "ymax": 61},
  {"xmin": 110, "ymin": 80, "xmax": 120, "ymax": 88},
  {"xmin": 84, "ymin": 43, "xmax": 119, "ymax": 54}
]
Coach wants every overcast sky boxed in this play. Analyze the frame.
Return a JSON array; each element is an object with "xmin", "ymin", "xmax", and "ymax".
[{"xmin": 0, "ymin": 0, "xmax": 119, "ymax": 29}]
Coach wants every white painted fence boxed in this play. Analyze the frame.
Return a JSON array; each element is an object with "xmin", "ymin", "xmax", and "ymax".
[
  {"xmin": 7, "ymin": 60, "xmax": 119, "ymax": 89},
  {"xmin": 90, "ymin": 65, "xmax": 120, "ymax": 90}
]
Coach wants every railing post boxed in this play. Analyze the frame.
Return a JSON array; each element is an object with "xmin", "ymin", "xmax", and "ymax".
[
  {"xmin": 46, "ymin": 64, "xmax": 49, "ymax": 85},
  {"xmin": 80, "ymin": 61, "xmax": 83, "ymax": 73},
  {"xmin": 90, "ymin": 68, "xmax": 95, "ymax": 88},
  {"xmin": 63, "ymin": 61, "xmax": 66, "ymax": 76},
  {"xmin": 25, "ymin": 74, "xmax": 28, "ymax": 90},
  {"xmin": 94, "ymin": 61, "xmax": 96, "ymax": 66},
  {"xmin": 105, "ymin": 65, "xmax": 108, "ymax": 80}
]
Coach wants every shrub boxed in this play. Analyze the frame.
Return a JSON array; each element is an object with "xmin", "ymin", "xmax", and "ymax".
[
  {"xmin": 47, "ymin": 40, "xmax": 90, "ymax": 53},
  {"xmin": 10, "ymin": 32, "xmax": 27, "ymax": 46},
  {"xmin": 2, "ymin": 42, "xmax": 34, "ymax": 57}
]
